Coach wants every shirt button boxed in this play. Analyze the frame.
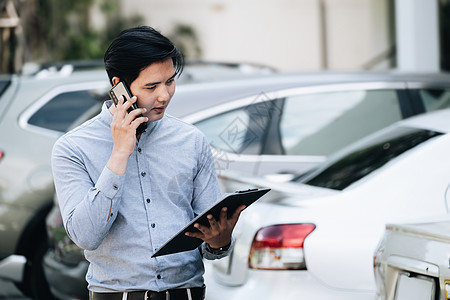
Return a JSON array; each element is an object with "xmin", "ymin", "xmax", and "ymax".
[
  {"xmin": 157, "ymin": 274, "xmax": 161, "ymax": 279},
  {"xmin": 113, "ymin": 184, "xmax": 118, "ymax": 190},
  {"xmin": 141, "ymin": 172, "xmax": 146, "ymax": 177},
  {"xmin": 151, "ymin": 223, "xmax": 156, "ymax": 228},
  {"xmin": 137, "ymin": 147, "xmax": 142, "ymax": 153},
  {"xmin": 146, "ymin": 198, "xmax": 151, "ymax": 203}
]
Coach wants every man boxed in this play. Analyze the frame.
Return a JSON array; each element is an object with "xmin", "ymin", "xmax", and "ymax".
[{"xmin": 51, "ymin": 26, "xmax": 244, "ymax": 300}]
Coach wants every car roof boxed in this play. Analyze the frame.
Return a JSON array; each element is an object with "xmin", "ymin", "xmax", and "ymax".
[
  {"xmin": 22, "ymin": 67, "xmax": 450, "ymax": 88},
  {"xmin": 30, "ymin": 68, "xmax": 450, "ymax": 122},
  {"xmin": 170, "ymin": 71, "xmax": 450, "ymax": 118},
  {"xmin": 19, "ymin": 59, "xmax": 276, "ymax": 84},
  {"xmin": 394, "ymin": 108, "xmax": 450, "ymax": 133},
  {"xmin": 13, "ymin": 67, "xmax": 450, "ymax": 122}
]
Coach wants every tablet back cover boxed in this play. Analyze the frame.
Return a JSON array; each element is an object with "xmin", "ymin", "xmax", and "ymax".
[{"xmin": 151, "ymin": 188, "xmax": 270, "ymax": 257}]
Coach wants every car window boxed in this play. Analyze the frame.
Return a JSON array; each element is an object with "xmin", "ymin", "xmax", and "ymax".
[
  {"xmin": 279, "ymin": 90, "xmax": 403, "ymax": 156},
  {"xmin": 28, "ymin": 89, "xmax": 107, "ymax": 133},
  {"xmin": 194, "ymin": 101, "xmax": 275, "ymax": 155},
  {"xmin": 298, "ymin": 127, "xmax": 442, "ymax": 190},
  {"xmin": 419, "ymin": 88, "xmax": 450, "ymax": 112}
]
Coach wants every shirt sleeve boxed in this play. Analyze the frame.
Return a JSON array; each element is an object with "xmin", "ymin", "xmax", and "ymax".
[
  {"xmin": 190, "ymin": 132, "xmax": 236, "ymax": 260},
  {"xmin": 191, "ymin": 133, "xmax": 222, "ymax": 213},
  {"xmin": 51, "ymin": 136, "xmax": 125, "ymax": 251},
  {"xmin": 202, "ymin": 237, "xmax": 235, "ymax": 260}
]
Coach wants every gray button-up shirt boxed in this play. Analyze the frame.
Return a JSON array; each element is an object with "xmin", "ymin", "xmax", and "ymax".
[{"xmin": 52, "ymin": 101, "xmax": 230, "ymax": 292}]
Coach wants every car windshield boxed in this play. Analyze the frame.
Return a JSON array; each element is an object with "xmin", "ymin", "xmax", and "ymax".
[{"xmin": 295, "ymin": 127, "xmax": 443, "ymax": 190}]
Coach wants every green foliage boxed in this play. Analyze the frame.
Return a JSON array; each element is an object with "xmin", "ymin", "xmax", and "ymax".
[
  {"xmin": 168, "ymin": 24, "xmax": 202, "ymax": 59},
  {"xmin": 29, "ymin": 0, "xmax": 144, "ymax": 62},
  {"xmin": 1, "ymin": 0, "xmax": 201, "ymax": 73}
]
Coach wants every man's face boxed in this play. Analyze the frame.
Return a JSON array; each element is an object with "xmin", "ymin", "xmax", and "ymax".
[{"xmin": 129, "ymin": 58, "xmax": 176, "ymax": 122}]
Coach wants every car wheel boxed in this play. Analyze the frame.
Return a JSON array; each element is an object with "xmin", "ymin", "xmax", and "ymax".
[{"xmin": 17, "ymin": 234, "xmax": 57, "ymax": 300}]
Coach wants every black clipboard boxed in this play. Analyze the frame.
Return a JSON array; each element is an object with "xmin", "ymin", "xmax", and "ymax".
[{"xmin": 151, "ymin": 188, "xmax": 271, "ymax": 257}]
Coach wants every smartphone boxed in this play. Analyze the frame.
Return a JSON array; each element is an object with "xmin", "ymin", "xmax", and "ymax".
[{"xmin": 109, "ymin": 81, "xmax": 147, "ymax": 135}]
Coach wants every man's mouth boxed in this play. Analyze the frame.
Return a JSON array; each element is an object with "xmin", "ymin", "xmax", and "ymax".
[{"xmin": 152, "ymin": 106, "xmax": 165, "ymax": 113}]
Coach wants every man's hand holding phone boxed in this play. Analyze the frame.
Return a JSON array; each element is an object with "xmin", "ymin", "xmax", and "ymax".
[
  {"xmin": 109, "ymin": 81, "xmax": 147, "ymax": 136},
  {"xmin": 107, "ymin": 95, "xmax": 148, "ymax": 175}
]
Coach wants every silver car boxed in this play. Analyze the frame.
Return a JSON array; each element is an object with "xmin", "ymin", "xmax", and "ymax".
[
  {"xmin": 0, "ymin": 60, "xmax": 273, "ymax": 299},
  {"xmin": 2, "ymin": 67, "xmax": 450, "ymax": 299}
]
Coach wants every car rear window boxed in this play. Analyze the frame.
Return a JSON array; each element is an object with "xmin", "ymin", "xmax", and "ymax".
[{"xmin": 298, "ymin": 127, "xmax": 443, "ymax": 190}]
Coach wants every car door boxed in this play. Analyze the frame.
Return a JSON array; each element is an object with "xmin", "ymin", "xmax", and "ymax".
[{"xmin": 193, "ymin": 98, "xmax": 275, "ymax": 176}]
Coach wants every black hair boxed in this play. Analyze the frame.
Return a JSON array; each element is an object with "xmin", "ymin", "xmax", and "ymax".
[{"xmin": 104, "ymin": 26, "xmax": 184, "ymax": 86}]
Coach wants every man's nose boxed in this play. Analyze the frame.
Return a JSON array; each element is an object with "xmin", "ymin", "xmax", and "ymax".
[{"xmin": 157, "ymin": 86, "xmax": 171, "ymax": 102}]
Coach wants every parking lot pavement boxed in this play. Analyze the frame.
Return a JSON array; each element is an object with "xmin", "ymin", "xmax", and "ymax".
[{"xmin": 0, "ymin": 279, "xmax": 32, "ymax": 299}]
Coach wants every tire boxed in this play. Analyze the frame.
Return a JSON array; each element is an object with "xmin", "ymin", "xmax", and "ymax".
[{"xmin": 18, "ymin": 233, "xmax": 57, "ymax": 300}]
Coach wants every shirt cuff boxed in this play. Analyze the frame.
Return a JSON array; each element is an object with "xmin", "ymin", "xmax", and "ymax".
[
  {"xmin": 95, "ymin": 166, "xmax": 125, "ymax": 199},
  {"xmin": 203, "ymin": 238, "xmax": 235, "ymax": 260}
]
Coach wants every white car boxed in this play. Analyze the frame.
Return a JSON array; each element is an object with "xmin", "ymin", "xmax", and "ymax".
[
  {"xmin": 204, "ymin": 108, "xmax": 450, "ymax": 300},
  {"xmin": 374, "ymin": 216, "xmax": 450, "ymax": 300}
]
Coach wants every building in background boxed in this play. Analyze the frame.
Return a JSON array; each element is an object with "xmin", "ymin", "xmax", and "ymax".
[
  {"xmin": 0, "ymin": 0, "xmax": 444, "ymax": 73},
  {"xmin": 119, "ymin": 0, "xmax": 396, "ymax": 72}
]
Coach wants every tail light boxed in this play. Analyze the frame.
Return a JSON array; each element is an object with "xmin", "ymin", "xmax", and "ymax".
[
  {"xmin": 0, "ymin": 150, "xmax": 4, "ymax": 161},
  {"xmin": 248, "ymin": 223, "xmax": 316, "ymax": 270}
]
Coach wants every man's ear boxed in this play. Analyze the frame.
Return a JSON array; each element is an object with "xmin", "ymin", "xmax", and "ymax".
[{"xmin": 111, "ymin": 77, "xmax": 120, "ymax": 86}]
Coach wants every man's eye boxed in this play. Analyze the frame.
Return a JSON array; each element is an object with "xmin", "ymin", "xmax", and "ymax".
[
  {"xmin": 147, "ymin": 86, "xmax": 156, "ymax": 90},
  {"xmin": 166, "ymin": 79, "xmax": 174, "ymax": 84}
]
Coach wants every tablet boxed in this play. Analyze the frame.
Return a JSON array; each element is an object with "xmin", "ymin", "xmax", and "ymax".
[{"xmin": 151, "ymin": 188, "xmax": 271, "ymax": 257}]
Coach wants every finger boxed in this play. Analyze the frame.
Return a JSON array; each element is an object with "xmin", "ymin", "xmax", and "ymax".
[
  {"xmin": 113, "ymin": 96, "xmax": 136, "ymax": 126},
  {"xmin": 235, "ymin": 205, "xmax": 246, "ymax": 215},
  {"xmin": 207, "ymin": 214, "xmax": 219, "ymax": 229},
  {"xmin": 124, "ymin": 96, "xmax": 138, "ymax": 112},
  {"xmin": 125, "ymin": 107, "xmax": 147, "ymax": 124},
  {"xmin": 116, "ymin": 94, "xmax": 125, "ymax": 106},
  {"xmin": 185, "ymin": 223, "xmax": 205, "ymax": 237},
  {"xmin": 193, "ymin": 223, "xmax": 208, "ymax": 234},
  {"xmin": 126, "ymin": 107, "xmax": 147, "ymax": 121},
  {"xmin": 116, "ymin": 95, "xmax": 136, "ymax": 114},
  {"xmin": 130, "ymin": 115, "xmax": 148, "ymax": 132},
  {"xmin": 185, "ymin": 230, "xmax": 203, "ymax": 239},
  {"xmin": 218, "ymin": 207, "xmax": 228, "ymax": 224},
  {"xmin": 229, "ymin": 205, "xmax": 246, "ymax": 223},
  {"xmin": 112, "ymin": 95, "xmax": 126, "ymax": 120}
]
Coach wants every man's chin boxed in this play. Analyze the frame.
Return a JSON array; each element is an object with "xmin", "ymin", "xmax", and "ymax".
[{"xmin": 147, "ymin": 113, "xmax": 165, "ymax": 122}]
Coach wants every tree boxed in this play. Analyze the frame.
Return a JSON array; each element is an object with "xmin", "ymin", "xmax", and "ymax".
[
  {"xmin": 0, "ymin": 0, "xmax": 144, "ymax": 74},
  {"xmin": 0, "ymin": 0, "xmax": 202, "ymax": 74}
]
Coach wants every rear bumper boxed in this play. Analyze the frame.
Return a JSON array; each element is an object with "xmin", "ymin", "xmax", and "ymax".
[
  {"xmin": 0, "ymin": 254, "xmax": 26, "ymax": 282},
  {"xmin": 204, "ymin": 262, "xmax": 375, "ymax": 300}
]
